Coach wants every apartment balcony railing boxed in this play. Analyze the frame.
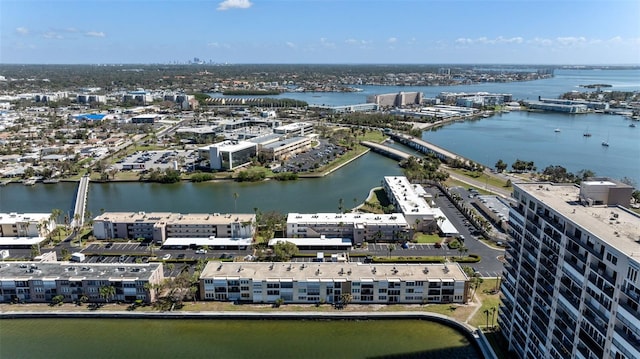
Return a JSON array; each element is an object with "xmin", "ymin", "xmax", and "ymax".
[
  {"xmin": 582, "ymin": 306, "xmax": 608, "ymax": 336},
  {"xmin": 613, "ymin": 325, "xmax": 640, "ymax": 353},
  {"xmin": 578, "ymin": 328, "xmax": 604, "ymax": 358},
  {"xmin": 551, "ymin": 337, "xmax": 573, "ymax": 358},
  {"xmin": 565, "ymin": 243, "xmax": 588, "ymax": 263},
  {"xmin": 563, "ymin": 255, "xmax": 586, "ymax": 275},
  {"xmin": 588, "ymin": 264, "xmax": 617, "ymax": 286}
]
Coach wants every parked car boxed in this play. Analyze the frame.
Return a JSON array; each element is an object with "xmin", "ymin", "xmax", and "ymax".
[
  {"xmin": 162, "ymin": 254, "xmax": 171, "ymax": 260},
  {"xmin": 195, "ymin": 249, "xmax": 207, "ymax": 254}
]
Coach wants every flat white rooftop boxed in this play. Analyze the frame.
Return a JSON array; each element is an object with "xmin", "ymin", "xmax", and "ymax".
[
  {"xmin": 201, "ymin": 262, "xmax": 468, "ymax": 282},
  {"xmin": 162, "ymin": 237, "xmax": 252, "ymax": 247},
  {"xmin": 268, "ymin": 237, "xmax": 352, "ymax": 247},
  {"xmin": 288, "ymin": 213, "xmax": 408, "ymax": 226},
  {"xmin": 0, "ymin": 213, "xmax": 50, "ymax": 224},
  {"xmin": 0, "ymin": 236, "xmax": 46, "ymax": 246},
  {"xmin": 516, "ymin": 182, "xmax": 640, "ymax": 257}
]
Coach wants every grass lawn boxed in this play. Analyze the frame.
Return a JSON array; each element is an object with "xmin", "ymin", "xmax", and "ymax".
[
  {"xmin": 357, "ymin": 130, "xmax": 387, "ymax": 143},
  {"xmin": 448, "ymin": 168, "xmax": 512, "ymax": 189},
  {"xmin": 468, "ymin": 279, "xmax": 502, "ymax": 329},
  {"xmin": 413, "ymin": 233, "xmax": 442, "ymax": 243}
]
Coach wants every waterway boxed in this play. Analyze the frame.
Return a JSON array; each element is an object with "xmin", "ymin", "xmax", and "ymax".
[
  {"xmin": 210, "ymin": 69, "xmax": 640, "ymax": 106},
  {"xmin": 0, "ymin": 318, "xmax": 481, "ymax": 359},
  {"xmin": 0, "ymin": 152, "xmax": 402, "ymax": 215},
  {"xmin": 1, "ymin": 69, "xmax": 638, "ymax": 215},
  {"xmin": 423, "ymin": 111, "xmax": 640, "ymax": 183}
]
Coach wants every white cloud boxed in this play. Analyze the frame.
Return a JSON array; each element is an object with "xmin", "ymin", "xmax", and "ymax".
[
  {"xmin": 345, "ymin": 38, "xmax": 357, "ymax": 44},
  {"xmin": 285, "ymin": 41, "xmax": 296, "ymax": 48},
  {"xmin": 16, "ymin": 27, "xmax": 29, "ymax": 35},
  {"xmin": 387, "ymin": 37, "xmax": 397, "ymax": 44},
  {"xmin": 320, "ymin": 38, "xmax": 335, "ymax": 48},
  {"xmin": 85, "ymin": 31, "xmax": 106, "ymax": 38},
  {"xmin": 456, "ymin": 36, "xmax": 523, "ymax": 45},
  {"xmin": 207, "ymin": 42, "xmax": 230, "ymax": 48},
  {"xmin": 217, "ymin": 0, "xmax": 252, "ymax": 11},
  {"xmin": 42, "ymin": 31, "xmax": 63, "ymax": 39},
  {"xmin": 529, "ymin": 37, "xmax": 553, "ymax": 46},
  {"xmin": 556, "ymin": 36, "xmax": 586, "ymax": 46}
]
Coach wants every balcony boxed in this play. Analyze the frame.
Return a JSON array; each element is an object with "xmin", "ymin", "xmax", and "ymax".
[
  {"xmin": 563, "ymin": 254, "xmax": 586, "ymax": 275},
  {"xmin": 582, "ymin": 305, "xmax": 608, "ymax": 336},
  {"xmin": 589, "ymin": 263, "xmax": 617, "ymax": 286},
  {"xmin": 613, "ymin": 325, "xmax": 640, "ymax": 353},
  {"xmin": 578, "ymin": 328, "xmax": 604, "ymax": 358},
  {"xmin": 565, "ymin": 244, "xmax": 587, "ymax": 263},
  {"xmin": 551, "ymin": 338, "xmax": 572, "ymax": 358}
]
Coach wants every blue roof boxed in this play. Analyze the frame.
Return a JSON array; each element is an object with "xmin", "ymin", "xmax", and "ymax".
[{"xmin": 75, "ymin": 114, "xmax": 106, "ymax": 120}]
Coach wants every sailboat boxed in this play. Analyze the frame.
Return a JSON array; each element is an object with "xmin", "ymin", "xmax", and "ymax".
[
  {"xmin": 601, "ymin": 133, "xmax": 610, "ymax": 147},
  {"xmin": 583, "ymin": 127, "xmax": 592, "ymax": 137}
]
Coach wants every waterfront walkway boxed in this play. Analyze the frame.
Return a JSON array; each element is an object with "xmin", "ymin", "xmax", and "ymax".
[{"xmin": 71, "ymin": 174, "xmax": 90, "ymax": 228}]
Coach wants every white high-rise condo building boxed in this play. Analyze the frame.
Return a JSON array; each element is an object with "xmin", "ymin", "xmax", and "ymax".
[{"xmin": 500, "ymin": 179, "xmax": 639, "ymax": 359}]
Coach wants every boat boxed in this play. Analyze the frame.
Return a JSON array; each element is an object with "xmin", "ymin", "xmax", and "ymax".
[
  {"xmin": 554, "ymin": 128, "xmax": 561, "ymax": 133},
  {"xmin": 601, "ymin": 141, "xmax": 609, "ymax": 147},
  {"xmin": 23, "ymin": 179, "xmax": 36, "ymax": 186},
  {"xmin": 42, "ymin": 178, "xmax": 60, "ymax": 184},
  {"xmin": 0, "ymin": 180, "xmax": 11, "ymax": 186},
  {"xmin": 630, "ymin": 123, "xmax": 636, "ymax": 128},
  {"xmin": 583, "ymin": 132, "xmax": 592, "ymax": 137}
]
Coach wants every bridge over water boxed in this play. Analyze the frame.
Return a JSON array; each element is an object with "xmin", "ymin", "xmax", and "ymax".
[{"xmin": 71, "ymin": 174, "xmax": 90, "ymax": 228}]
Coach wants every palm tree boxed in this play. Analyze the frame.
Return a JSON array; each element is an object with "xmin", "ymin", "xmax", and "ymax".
[
  {"xmin": 233, "ymin": 192, "xmax": 239, "ymax": 212},
  {"xmin": 387, "ymin": 243, "xmax": 396, "ymax": 258},
  {"xmin": 99, "ymin": 285, "xmax": 116, "ymax": 303}
]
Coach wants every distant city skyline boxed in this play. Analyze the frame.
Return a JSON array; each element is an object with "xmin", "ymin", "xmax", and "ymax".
[{"xmin": 1, "ymin": 0, "xmax": 639, "ymax": 65}]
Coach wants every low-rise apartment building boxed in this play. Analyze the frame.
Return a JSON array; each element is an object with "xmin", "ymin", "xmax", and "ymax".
[
  {"xmin": 200, "ymin": 262, "xmax": 468, "ymax": 304},
  {"xmin": 287, "ymin": 212, "xmax": 411, "ymax": 244},
  {"xmin": 0, "ymin": 262, "xmax": 164, "ymax": 304},
  {"xmin": 383, "ymin": 176, "xmax": 457, "ymax": 235},
  {"xmin": 92, "ymin": 212, "xmax": 256, "ymax": 245},
  {"xmin": 0, "ymin": 212, "xmax": 56, "ymax": 248}
]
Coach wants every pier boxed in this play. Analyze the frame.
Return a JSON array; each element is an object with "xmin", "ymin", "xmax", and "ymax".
[
  {"xmin": 71, "ymin": 175, "xmax": 90, "ymax": 228},
  {"xmin": 360, "ymin": 141, "xmax": 413, "ymax": 161}
]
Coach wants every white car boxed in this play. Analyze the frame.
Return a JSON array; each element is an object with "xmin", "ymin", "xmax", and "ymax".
[
  {"xmin": 195, "ymin": 249, "xmax": 207, "ymax": 254},
  {"xmin": 162, "ymin": 254, "xmax": 171, "ymax": 260}
]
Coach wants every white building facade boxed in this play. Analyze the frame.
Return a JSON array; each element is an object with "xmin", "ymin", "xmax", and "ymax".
[
  {"xmin": 501, "ymin": 181, "xmax": 640, "ymax": 359},
  {"xmin": 200, "ymin": 262, "xmax": 468, "ymax": 304}
]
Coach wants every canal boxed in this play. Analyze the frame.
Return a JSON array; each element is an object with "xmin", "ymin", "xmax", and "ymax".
[{"xmin": 0, "ymin": 318, "xmax": 481, "ymax": 359}]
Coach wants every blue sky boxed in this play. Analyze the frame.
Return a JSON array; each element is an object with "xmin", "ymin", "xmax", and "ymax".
[{"xmin": 1, "ymin": 0, "xmax": 639, "ymax": 65}]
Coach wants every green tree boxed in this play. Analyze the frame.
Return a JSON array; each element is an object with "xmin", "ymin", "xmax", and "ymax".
[
  {"xmin": 494, "ymin": 159, "xmax": 508, "ymax": 173},
  {"xmin": 272, "ymin": 241, "xmax": 299, "ymax": 261},
  {"xmin": 99, "ymin": 285, "xmax": 116, "ymax": 303},
  {"xmin": 387, "ymin": 243, "xmax": 396, "ymax": 258},
  {"xmin": 51, "ymin": 294, "xmax": 65, "ymax": 306}
]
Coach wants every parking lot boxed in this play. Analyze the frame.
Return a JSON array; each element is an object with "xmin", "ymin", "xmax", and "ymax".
[
  {"xmin": 114, "ymin": 150, "xmax": 197, "ymax": 172},
  {"xmin": 274, "ymin": 140, "xmax": 346, "ymax": 173}
]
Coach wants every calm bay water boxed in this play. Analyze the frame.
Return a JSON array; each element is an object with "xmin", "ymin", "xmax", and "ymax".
[
  {"xmin": 0, "ymin": 152, "xmax": 402, "ymax": 214},
  {"xmin": 0, "ymin": 318, "xmax": 480, "ymax": 359},
  {"xmin": 211, "ymin": 69, "xmax": 640, "ymax": 106},
  {"xmin": 423, "ymin": 111, "xmax": 640, "ymax": 183},
  {"xmin": 0, "ymin": 69, "xmax": 638, "ymax": 216}
]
